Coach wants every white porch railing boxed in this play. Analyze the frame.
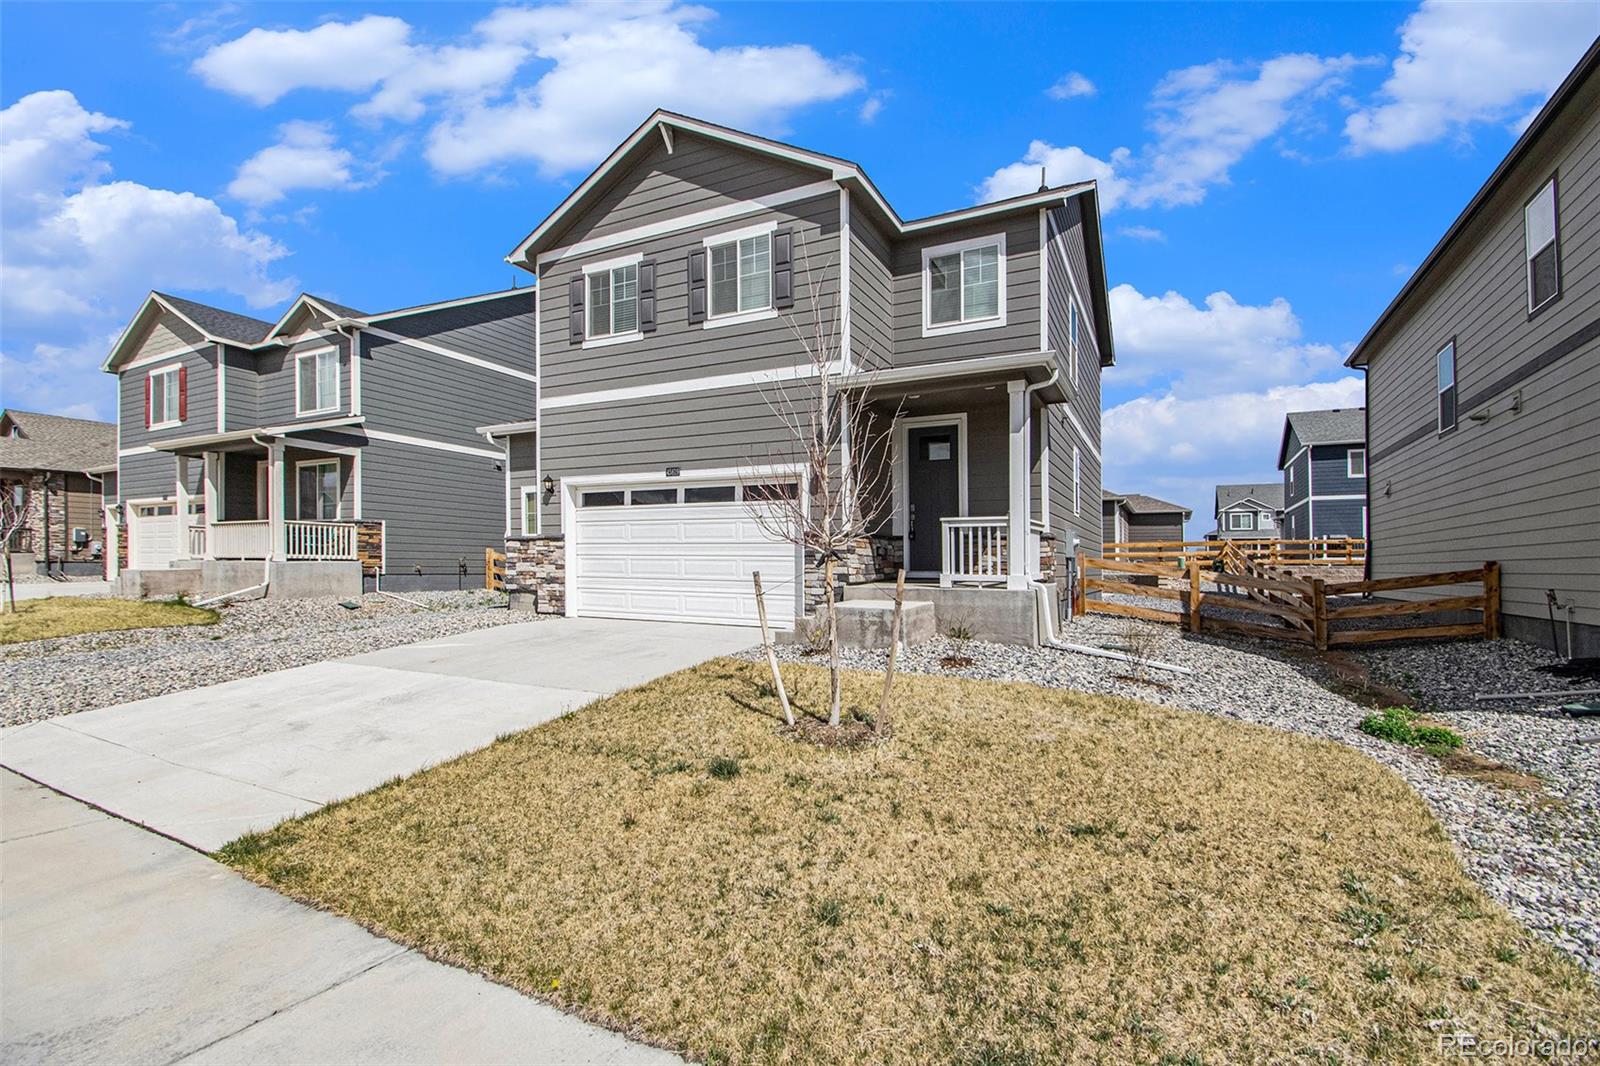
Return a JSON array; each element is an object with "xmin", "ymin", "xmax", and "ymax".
[
  {"xmin": 286, "ymin": 520, "xmax": 356, "ymax": 560},
  {"xmin": 186, "ymin": 525, "xmax": 208, "ymax": 558},
  {"xmin": 210, "ymin": 521, "xmax": 271, "ymax": 560},
  {"xmin": 941, "ymin": 516, "xmax": 1009, "ymax": 586}
]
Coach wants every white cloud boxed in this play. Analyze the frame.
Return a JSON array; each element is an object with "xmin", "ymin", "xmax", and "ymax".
[
  {"xmin": 194, "ymin": 3, "xmax": 864, "ymax": 179},
  {"xmin": 192, "ymin": 15, "xmax": 414, "ymax": 106},
  {"xmin": 0, "ymin": 91, "xmax": 294, "ymax": 418},
  {"xmin": 227, "ymin": 121, "xmax": 367, "ymax": 206},
  {"xmin": 979, "ymin": 51, "xmax": 1364, "ymax": 210},
  {"xmin": 1345, "ymin": 0, "xmax": 1598, "ymax": 153},
  {"xmin": 1047, "ymin": 72, "xmax": 1096, "ymax": 100},
  {"xmin": 858, "ymin": 92, "xmax": 888, "ymax": 124},
  {"xmin": 1117, "ymin": 225, "xmax": 1165, "ymax": 242}
]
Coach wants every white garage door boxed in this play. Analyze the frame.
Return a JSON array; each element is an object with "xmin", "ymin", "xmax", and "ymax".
[
  {"xmin": 572, "ymin": 480, "xmax": 799, "ymax": 629},
  {"xmin": 129, "ymin": 502, "xmax": 179, "ymax": 569}
]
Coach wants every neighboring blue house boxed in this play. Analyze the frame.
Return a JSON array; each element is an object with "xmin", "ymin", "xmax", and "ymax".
[{"xmin": 1277, "ymin": 408, "xmax": 1367, "ymax": 541}]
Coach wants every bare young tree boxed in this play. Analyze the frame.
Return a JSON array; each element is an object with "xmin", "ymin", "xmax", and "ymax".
[
  {"xmin": 742, "ymin": 253, "xmax": 900, "ymax": 727},
  {"xmin": 1, "ymin": 481, "xmax": 29, "ymax": 613}
]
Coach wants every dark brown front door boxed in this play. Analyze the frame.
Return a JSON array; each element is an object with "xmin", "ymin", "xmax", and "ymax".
[{"xmin": 907, "ymin": 424, "xmax": 960, "ymax": 573}]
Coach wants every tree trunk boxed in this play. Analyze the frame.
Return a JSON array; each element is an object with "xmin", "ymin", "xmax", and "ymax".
[
  {"xmin": 3, "ymin": 547, "xmax": 14, "ymax": 613},
  {"xmin": 825, "ymin": 555, "xmax": 841, "ymax": 726}
]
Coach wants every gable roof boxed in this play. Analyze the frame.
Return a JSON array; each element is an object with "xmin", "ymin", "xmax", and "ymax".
[
  {"xmin": 505, "ymin": 109, "xmax": 1115, "ymax": 364},
  {"xmin": 1214, "ymin": 482, "xmax": 1284, "ymax": 515},
  {"xmin": 0, "ymin": 409, "xmax": 116, "ymax": 473},
  {"xmin": 1104, "ymin": 490, "xmax": 1191, "ymax": 518},
  {"xmin": 1347, "ymin": 38, "xmax": 1600, "ymax": 368},
  {"xmin": 1278, "ymin": 407, "xmax": 1365, "ymax": 468},
  {"xmin": 154, "ymin": 292, "xmax": 274, "ymax": 345}
]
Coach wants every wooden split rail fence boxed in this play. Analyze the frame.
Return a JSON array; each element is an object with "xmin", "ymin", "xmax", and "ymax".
[
  {"xmin": 485, "ymin": 547, "xmax": 506, "ymax": 592},
  {"xmin": 1073, "ymin": 552, "xmax": 1500, "ymax": 652},
  {"xmin": 1104, "ymin": 537, "xmax": 1366, "ymax": 568}
]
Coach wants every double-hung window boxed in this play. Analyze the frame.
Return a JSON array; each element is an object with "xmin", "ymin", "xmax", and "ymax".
[
  {"xmin": 1436, "ymin": 340, "xmax": 1457, "ymax": 433},
  {"xmin": 924, "ymin": 235, "xmax": 1004, "ymax": 332},
  {"xmin": 1525, "ymin": 176, "xmax": 1560, "ymax": 314},
  {"xmin": 706, "ymin": 229, "xmax": 772, "ymax": 319},
  {"xmin": 296, "ymin": 460, "xmax": 340, "ymax": 521},
  {"xmin": 296, "ymin": 349, "xmax": 339, "ymax": 416},
  {"xmin": 587, "ymin": 261, "xmax": 639, "ymax": 340},
  {"xmin": 148, "ymin": 366, "xmax": 181, "ymax": 427},
  {"xmin": 1347, "ymin": 448, "xmax": 1367, "ymax": 478},
  {"xmin": 1228, "ymin": 511, "xmax": 1254, "ymax": 532}
]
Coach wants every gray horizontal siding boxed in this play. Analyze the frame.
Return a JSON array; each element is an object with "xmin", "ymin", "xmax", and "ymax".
[
  {"xmin": 1285, "ymin": 447, "xmax": 1311, "ymax": 509},
  {"xmin": 253, "ymin": 334, "xmax": 352, "ymax": 427},
  {"xmin": 360, "ymin": 437, "xmax": 504, "ymax": 578},
  {"xmin": 117, "ymin": 345, "xmax": 218, "ymax": 449},
  {"xmin": 1126, "ymin": 513, "xmax": 1184, "ymax": 542},
  {"xmin": 1364, "ymin": 81, "xmax": 1600, "ymax": 630},
  {"xmin": 1045, "ymin": 201, "xmax": 1101, "ymax": 564},
  {"xmin": 220, "ymin": 346, "xmax": 259, "ymax": 430},
  {"xmin": 507, "ymin": 432, "xmax": 537, "ymax": 534},
  {"xmin": 360, "ymin": 332, "xmax": 534, "ymax": 443},
  {"xmin": 377, "ymin": 294, "xmax": 536, "ymax": 373},
  {"xmin": 890, "ymin": 213, "xmax": 1041, "ymax": 367},
  {"xmin": 1310, "ymin": 443, "xmax": 1365, "ymax": 497},
  {"xmin": 1310, "ymin": 497, "xmax": 1366, "ymax": 539},
  {"xmin": 849, "ymin": 203, "xmax": 894, "ymax": 366}
]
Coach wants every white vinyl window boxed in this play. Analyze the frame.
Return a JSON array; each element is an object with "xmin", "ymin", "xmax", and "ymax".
[
  {"xmin": 295, "ymin": 349, "xmax": 339, "ymax": 416},
  {"xmin": 148, "ymin": 366, "xmax": 181, "ymax": 427},
  {"xmin": 521, "ymin": 486, "xmax": 538, "ymax": 535},
  {"xmin": 587, "ymin": 262, "xmax": 639, "ymax": 339},
  {"xmin": 1072, "ymin": 445, "xmax": 1081, "ymax": 516},
  {"xmin": 295, "ymin": 460, "xmax": 340, "ymax": 520},
  {"xmin": 1525, "ymin": 176, "xmax": 1560, "ymax": 314},
  {"xmin": 1347, "ymin": 448, "xmax": 1367, "ymax": 478},
  {"xmin": 706, "ymin": 230, "xmax": 772, "ymax": 319},
  {"xmin": 1436, "ymin": 340, "xmax": 1457, "ymax": 433},
  {"xmin": 1068, "ymin": 298, "xmax": 1080, "ymax": 386},
  {"xmin": 923, "ymin": 235, "xmax": 1005, "ymax": 333},
  {"xmin": 1228, "ymin": 511, "xmax": 1254, "ymax": 531}
]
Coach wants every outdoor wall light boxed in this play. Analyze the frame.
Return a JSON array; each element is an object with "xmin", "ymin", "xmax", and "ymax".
[{"xmin": 542, "ymin": 475, "xmax": 555, "ymax": 495}]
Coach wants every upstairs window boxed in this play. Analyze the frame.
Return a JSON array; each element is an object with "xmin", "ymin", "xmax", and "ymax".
[
  {"xmin": 148, "ymin": 366, "xmax": 182, "ymax": 427},
  {"xmin": 924, "ymin": 235, "xmax": 1004, "ymax": 332},
  {"xmin": 1227, "ymin": 511, "xmax": 1255, "ymax": 532},
  {"xmin": 1259, "ymin": 511, "xmax": 1276, "ymax": 530},
  {"xmin": 707, "ymin": 231, "xmax": 771, "ymax": 318},
  {"xmin": 1436, "ymin": 340, "xmax": 1457, "ymax": 433},
  {"xmin": 296, "ymin": 349, "xmax": 339, "ymax": 416},
  {"xmin": 1347, "ymin": 448, "xmax": 1367, "ymax": 478},
  {"xmin": 1525, "ymin": 176, "xmax": 1560, "ymax": 314},
  {"xmin": 587, "ymin": 262, "xmax": 638, "ymax": 339}
]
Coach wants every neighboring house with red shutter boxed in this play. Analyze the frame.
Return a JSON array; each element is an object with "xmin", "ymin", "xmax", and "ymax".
[
  {"xmin": 103, "ymin": 288, "xmax": 535, "ymax": 596},
  {"xmin": 0, "ymin": 409, "xmax": 117, "ymax": 577}
]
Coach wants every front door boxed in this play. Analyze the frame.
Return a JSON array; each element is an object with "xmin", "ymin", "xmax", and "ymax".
[{"xmin": 906, "ymin": 423, "xmax": 961, "ymax": 574}]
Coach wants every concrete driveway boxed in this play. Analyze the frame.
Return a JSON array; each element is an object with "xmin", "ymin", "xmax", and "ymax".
[{"xmin": 1, "ymin": 617, "xmax": 759, "ymax": 850}]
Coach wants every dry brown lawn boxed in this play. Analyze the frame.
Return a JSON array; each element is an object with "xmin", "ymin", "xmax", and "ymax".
[
  {"xmin": 221, "ymin": 660, "xmax": 1599, "ymax": 1064},
  {"xmin": 0, "ymin": 596, "xmax": 217, "ymax": 644}
]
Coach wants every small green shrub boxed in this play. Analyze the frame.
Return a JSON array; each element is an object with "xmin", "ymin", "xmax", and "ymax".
[
  {"xmin": 708, "ymin": 757, "xmax": 741, "ymax": 780},
  {"xmin": 1358, "ymin": 707, "xmax": 1463, "ymax": 751}
]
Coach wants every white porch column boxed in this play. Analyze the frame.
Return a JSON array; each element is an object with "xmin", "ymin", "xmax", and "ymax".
[
  {"xmin": 1006, "ymin": 379, "xmax": 1031, "ymax": 590},
  {"xmin": 267, "ymin": 442, "xmax": 287, "ymax": 561},
  {"xmin": 174, "ymin": 455, "xmax": 192, "ymax": 560},
  {"xmin": 202, "ymin": 452, "xmax": 219, "ymax": 559}
]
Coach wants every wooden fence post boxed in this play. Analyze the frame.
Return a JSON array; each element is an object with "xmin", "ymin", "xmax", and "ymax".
[
  {"xmin": 1311, "ymin": 577, "xmax": 1328, "ymax": 652},
  {"xmin": 1483, "ymin": 561, "xmax": 1501, "ymax": 641},
  {"xmin": 485, "ymin": 547, "xmax": 497, "ymax": 591},
  {"xmin": 1187, "ymin": 561, "xmax": 1202, "ymax": 634}
]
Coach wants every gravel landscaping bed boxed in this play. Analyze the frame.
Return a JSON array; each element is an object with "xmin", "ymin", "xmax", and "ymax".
[
  {"xmin": 745, "ymin": 614, "xmax": 1600, "ymax": 976},
  {"xmin": 1, "ymin": 590, "xmax": 529, "ymax": 726}
]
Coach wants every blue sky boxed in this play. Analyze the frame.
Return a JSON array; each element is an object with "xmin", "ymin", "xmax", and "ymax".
[{"xmin": 3, "ymin": 1, "xmax": 1596, "ymax": 532}]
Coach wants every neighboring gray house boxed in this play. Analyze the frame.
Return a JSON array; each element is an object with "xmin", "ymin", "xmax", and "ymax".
[
  {"xmin": 1346, "ymin": 39, "xmax": 1600, "ymax": 655},
  {"xmin": 494, "ymin": 110, "xmax": 1114, "ymax": 640},
  {"xmin": 103, "ymin": 288, "xmax": 536, "ymax": 595},
  {"xmin": 1277, "ymin": 408, "xmax": 1367, "ymax": 541},
  {"xmin": 0, "ymin": 409, "xmax": 116, "ymax": 577},
  {"xmin": 1102, "ymin": 491, "xmax": 1191, "ymax": 546},
  {"xmin": 1211, "ymin": 483, "xmax": 1283, "ymax": 540}
]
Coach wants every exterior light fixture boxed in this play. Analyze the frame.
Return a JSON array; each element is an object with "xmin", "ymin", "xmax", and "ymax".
[{"xmin": 542, "ymin": 475, "xmax": 555, "ymax": 495}]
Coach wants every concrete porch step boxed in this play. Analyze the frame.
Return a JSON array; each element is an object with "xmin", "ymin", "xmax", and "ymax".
[
  {"xmin": 842, "ymin": 582, "xmax": 1044, "ymax": 646},
  {"xmin": 830, "ymin": 600, "xmax": 936, "ymax": 650}
]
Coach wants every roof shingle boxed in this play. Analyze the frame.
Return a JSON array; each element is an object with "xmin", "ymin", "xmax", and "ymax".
[{"xmin": 0, "ymin": 409, "xmax": 116, "ymax": 473}]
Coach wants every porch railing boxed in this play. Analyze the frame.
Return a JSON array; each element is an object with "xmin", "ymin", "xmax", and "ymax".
[
  {"xmin": 186, "ymin": 525, "xmax": 208, "ymax": 558},
  {"xmin": 286, "ymin": 520, "xmax": 356, "ymax": 560},
  {"xmin": 941, "ymin": 516, "xmax": 1009, "ymax": 586}
]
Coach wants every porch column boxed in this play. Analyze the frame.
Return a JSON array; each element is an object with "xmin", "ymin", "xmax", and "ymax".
[
  {"xmin": 1006, "ymin": 379, "xmax": 1031, "ymax": 590},
  {"xmin": 174, "ymin": 455, "xmax": 191, "ymax": 560},
  {"xmin": 201, "ymin": 452, "xmax": 219, "ymax": 559},
  {"xmin": 267, "ymin": 442, "xmax": 287, "ymax": 561}
]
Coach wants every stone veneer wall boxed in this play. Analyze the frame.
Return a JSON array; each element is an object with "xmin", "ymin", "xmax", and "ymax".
[
  {"xmin": 506, "ymin": 534, "xmax": 566, "ymax": 614},
  {"xmin": 355, "ymin": 520, "xmax": 385, "ymax": 574},
  {"xmin": 803, "ymin": 534, "xmax": 903, "ymax": 614}
]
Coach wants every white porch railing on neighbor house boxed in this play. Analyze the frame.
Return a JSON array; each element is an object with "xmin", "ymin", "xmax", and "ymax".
[
  {"xmin": 186, "ymin": 525, "xmax": 207, "ymax": 558},
  {"xmin": 209, "ymin": 521, "xmax": 271, "ymax": 560},
  {"xmin": 286, "ymin": 520, "xmax": 356, "ymax": 560},
  {"xmin": 941, "ymin": 516, "xmax": 1010, "ymax": 586}
]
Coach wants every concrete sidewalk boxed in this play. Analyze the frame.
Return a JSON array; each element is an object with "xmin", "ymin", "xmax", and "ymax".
[
  {"xmin": 0, "ymin": 770, "xmax": 679, "ymax": 1065},
  {"xmin": 5, "ymin": 580, "xmax": 110, "ymax": 601},
  {"xmin": 0, "ymin": 618, "xmax": 759, "ymax": 850}
]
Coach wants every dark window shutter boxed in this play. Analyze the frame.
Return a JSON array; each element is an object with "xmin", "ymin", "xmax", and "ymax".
[
  {"xmin": 687, "ymin": 248, "xmax": 707, "ymax": 324},
  {"xmin": 568, "ymin": 276, "xmax": 586, "ymax": 345},
  {"xmin": 638, "ymin": 259, "xmax": 656, "ymax": 333},
  {"xmin": 772, "ymin": 227, "xmax": 794, "ymax": 310},
  {"xmin": 144, "ymin": 376, "xmax": 151, "ymax": 428},
  {"xmin": 177, "ymin": 366, "xmax": 187, "ymax": 422}
]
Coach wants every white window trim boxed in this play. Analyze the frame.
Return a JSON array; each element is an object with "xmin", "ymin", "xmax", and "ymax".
[
  {"xmin": 519, "ymin": 484, "xmax": 539, "ymax": 535},
  {"xmin": 581, "ymin": 252, "xmax": 644, "ymax": 349},
  {"xmin": 1347, "ymin": 448, "xmax": 1367, "ymax": 478},
  {"xmin": 890, "ymin": 414, "xmax": 970, "ymax": 574},
  {"xmin": 1525, "ymin": 176, "xmax": 1559, "ymax": 315},
  {"xmin": 921, "ymin": 232, "xmax": 1007, "ymax": 337},
  {"xmin": 293, "ymin": 458, "xmax": 342, "ymax": 521},
  {"xmin": 294, "ymin": 347, "xmax": 341, "ymax": 417},
  {"xmin": 1227, "ymin": 510, "xmax": 1254, "ymax": 531},
  {"xmin": 1436, "ymin": 341, "xmax": 1457, "ymax": 434},
  {"xmin": 1258, "ymin": 511, "xmax": 1275, "ymax": 529},
  {"xmin": 702, "ymin": 220, "xmax": 778, "ymax": 325},
  {"xmin": 1072, "ymin": 444, "xmax": 1081, "ymax": 517},
  {"xmin": 148, "ymin": 366, "xmax": 182, "ymax": 429}
]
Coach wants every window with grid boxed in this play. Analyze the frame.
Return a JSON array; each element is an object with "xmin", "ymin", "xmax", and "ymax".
[
  {"xmin": 927, "ymin": 242, "xmax": 1000, "ymax": 326},
  {"xmin": 707, "ymin": 232, "xmax": 772, "ymax": 318},
  {"xmin": 587, "ymin": 263, "xmax": 639, "ymax": 338}
]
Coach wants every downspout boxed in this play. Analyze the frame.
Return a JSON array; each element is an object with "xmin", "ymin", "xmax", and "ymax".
[{"xmin": 1024, "ymin": 364, "xmax": 1063, "ymax": 642}]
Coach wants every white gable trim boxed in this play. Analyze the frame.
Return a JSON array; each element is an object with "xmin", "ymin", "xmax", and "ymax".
[{"xmin": 363, "ymin": 326, "xmax": 537, "ymax": 383}]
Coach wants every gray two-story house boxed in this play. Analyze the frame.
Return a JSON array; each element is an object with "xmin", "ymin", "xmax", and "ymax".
[
  {"xmin": 1211, "ymin": 483, "xmax": 1283, "ymax": 540},
  {"xmin": 1347, "ymin": 39, "xmax": 1600, "ymax": 655},
  {"xmin": 104, "ymin": 288, "xmax": 535, "ymax": 595},
  {"xmin": 1277, "ymin": 408, "xmax": 1367, "ymax": 541},
  {"xmin": 491, "ymin": 111, "xmax": 1113, "ymax": 640}
]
